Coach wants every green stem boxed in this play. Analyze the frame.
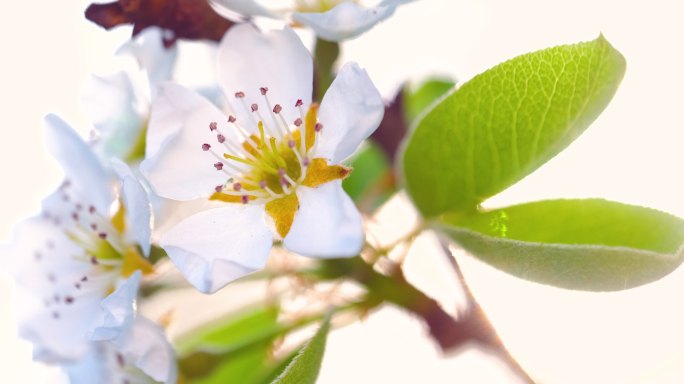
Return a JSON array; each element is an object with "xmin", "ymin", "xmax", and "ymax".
[{"xmin": 313, "ymin": 38, "xmax": 340, "ymax": 100}]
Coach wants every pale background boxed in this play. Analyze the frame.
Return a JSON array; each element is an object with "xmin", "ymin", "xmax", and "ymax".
[{"xmin": 1, "ymin": 0, "xmax": 684, "ymax": 383}]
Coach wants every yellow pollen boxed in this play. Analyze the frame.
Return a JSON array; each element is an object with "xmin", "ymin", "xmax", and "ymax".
[{"xmin": 210, "ymin": 102, "xmax": 353, "ymax": 239}]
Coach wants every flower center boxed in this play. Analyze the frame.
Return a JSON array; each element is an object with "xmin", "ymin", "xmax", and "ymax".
[
  {"xmin": 203, "ymin": 87, "xmax": 324, "ymax": 205},
  {"xmin": 200, "ymin": 87, "xmax": 352, "ymax": 238},
  {"xmin": 293, "ymin": 0, "xmax": 356, "ymax": 12},
  {"xmin": 36, "ymin": 182, "xmax": 152, "ymax": 319}
]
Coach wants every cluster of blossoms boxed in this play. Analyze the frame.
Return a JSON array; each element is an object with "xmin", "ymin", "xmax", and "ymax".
[
  {"xmin": 5, "ymin": 0, "xmax": 404, "ymax": 380},
  {"xmin": 6, "ymin": 115, "xmax": 176, "ymax": 383}
]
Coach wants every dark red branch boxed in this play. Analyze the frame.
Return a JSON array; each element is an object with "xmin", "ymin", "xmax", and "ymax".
[{"xmin": 85, "ymin": 0, "xmax": 235, "ymax": 46}]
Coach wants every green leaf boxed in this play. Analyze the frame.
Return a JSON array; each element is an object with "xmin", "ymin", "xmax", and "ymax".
[
  {"xmin": 441, "ymin": 199, "xmax": 684, "ymax": 291},
  {"xmin": 176, "ymin": 305, "xmax": 280, "ymax": 356},
  {"xmin": 343, "ymin": 142, "xmax": 394, "ymax": 212},
  {"xmin": 177, "ymin": 306, "xmax": 281, "ymax": 380},
  {"xmin": 192, "ymin": 345, "xmax": 271, "ymax": 384},
  {"xmin": 402, "ymin": 36, "xmax": 626, "ymax": 217},
  {"xmin": 271, "ymin": 313, "xmax": 332, "ymax": 384},
  {"xmin": 403, "ymin": 78, "xmax": 455, "ymax": 123}
]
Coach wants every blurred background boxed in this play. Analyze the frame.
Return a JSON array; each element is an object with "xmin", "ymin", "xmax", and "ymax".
[{"xmin": 1, "ymin": 0, "xmax": 683, "ymax": 382}]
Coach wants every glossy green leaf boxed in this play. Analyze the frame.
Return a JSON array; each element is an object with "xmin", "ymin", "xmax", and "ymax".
[
  {"xmin": 441, "ymin": 199, "xmax": 684, "ymax": 291},
  {"xmin": 271, "ymin": 314, "xmax": 332, "ymax": 384},
  {"xmin": 402, "ymin": 36, "xmax": 626, "ymax": 217},
  {"xmin": 404, "ymin": 78, "xmax": 455, "ymax": 123}
]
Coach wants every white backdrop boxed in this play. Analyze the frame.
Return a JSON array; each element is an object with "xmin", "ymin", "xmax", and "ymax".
[{"xmin": 1, "ymin": 0, "xmax": 683, "ymax": 383}]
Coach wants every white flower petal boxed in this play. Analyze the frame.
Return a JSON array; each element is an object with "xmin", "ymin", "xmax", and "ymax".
[
  {"xmin": 114, "ymin": 317, "xmax": 178, "ymax": 384},
  {"xmin": 89, "ymin": 272, "xmax": 141, "ymax": 342},
  {"xmin": 44, "ymin": 114, "xmax": 114, "ymax": 213},
  {"xmin": 145, "ymin": 83, "xmax": 216, "ymax": 159},
  {"xmin": 141, "ymin": 85, "xmax": 236, "ymax": 201},
  {"xmin": 284, "ymin": 180, "xmax": 364, "ymax": 257},
  {"xmin": 212, "ymin": 0, "xmax": 277, "ymax": 18},
  {"xmin": 122, "ymin": 176, "xmax": 153, "ymax": 256},
  {"xmin": 160, "ymin": 205, "xmax": 272, "ymax": 293},
  {"xmin": 63, "ymin": 350, "xmax": 107, "ymax": 384},
  {"xmin": 218, "ymin": 24, "xmax": 313, "ymax": 131},
  {"xmin": 81, "ymin": 72, "xmax": 145, "ymax": 159},
  {"xmin": 117, "ymin": 26, "xmax": 178, "ymax": 95},
  {"xmin": 379, "ymin": 0, "xmax": 418, "ymax": 6},
  {"xmin": 108, "ymin": 159, "xmax": 153, "ymax": 256},
  {"xmin": 314, "ymin": 62, "xmax": 384, "ymax": 163},
  {"xmin": 19, "ymin": 293, "xmax": 102, "ymax": 363},
  {"xmin": 292, "ymin": 2, "xmax": 397, "ymax": 42}
]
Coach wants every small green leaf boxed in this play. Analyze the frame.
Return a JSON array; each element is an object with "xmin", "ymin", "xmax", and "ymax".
[
  {"xmin": 176, "ymin": 305, "xmax": 280, "ymax": 357},
  {"xmin": 402, "ymin": 36, "xmax": 626, "ymax": 217},
  {"xmin": 441, "ymin": 199, "xmax": 684, "ymax": 291},
  {"xmin": 192, "ymin": 345, "xmax": 270, "ymax": 384},
  {"xmin": 343, "ymin": 142, "xmax": 394, "ymax": 212},
  {"xmin": 403, "ymin": 78, "xmax": 455, "ymax": 123},
  {"xmin": 271, "ymin": 313, "xmax": 332, "ymax": 384}
]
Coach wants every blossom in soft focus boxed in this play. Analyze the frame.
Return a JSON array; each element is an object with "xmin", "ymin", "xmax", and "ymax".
[
  {"xmin": 65, "ymin": 272, "xmax": 177, "ymax": 384},
  {"xmin": 142, "ymin": 24, "xmax": 384, "ymax": 293},
  {"xmin": 81, "ymin": 27, "xmax": 177, "ymax": 162},
  {"xmin": 212, "ymin": 0, "xmax": 416, "ymax": 41},
  {"xmin": 4, "ymin": 115, "xmax": 154, "ymax": 362}
]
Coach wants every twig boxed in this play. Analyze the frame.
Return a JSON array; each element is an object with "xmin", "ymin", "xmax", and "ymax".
[{"xmin": 437, "ymin": 236, "xmax": 536, "ymax": 384}]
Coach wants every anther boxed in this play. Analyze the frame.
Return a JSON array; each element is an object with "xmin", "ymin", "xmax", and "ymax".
[
  {"xmin": 235, "ymin": 91, "xmax": 245, "ymax": 98},
  {"xmin": 295, "ymin": 99, "xmax": 303, "ymax": 107},
  {"xmin": 90, "ymin": 223, "xmax": 97, "ymax": 231},
  {"xmin": 217, "ymin": 134, "xmax": 226, "ymax": 143},
  {"xmin": 71, "ymin": 212, "xmax": 79, "ymax": 221},
  {"xmin": 233, "ymin": 182, "xmax": 242, "ymax": 191},
  {"xmin": 215, "ymin": 185, "xmax": 223, "ymax": 193},
  {"xmin": 90, "ymin": 256, "xmax": 98, "ymax": 265},
  {"xmin": 273, "ymin": 104, "xmax": 282, "ymax": 114},
  {"xmin": 277, "ymin": 168, "xmax": 286, "ymax": 177},
  {"xmin": 209, "ymin": 122, "xmax": 218, "ymax": 131},
  {"xmin": 259, "ymin": 180, "xmax": 267, "ymax": 189},
  {"xmin": 303, "ymin": 156, "xmax": 311, "ymax": 167},
  {"xmin": 64, "ymin": 296, "xmax": 74, "ymax": 305},
  {"xmin": 89, "ymin": 205, "xmax": 96, "ymax": 214},
  {"xmin": 241, "ymin": 195, "xmax": 249, "ymax": 204},
  {"xmin": 315, "ymin": 122, "xmax": 323, "ymax": 132},
  {"xmin": 260, "ymin": 87, "xmax": 268, "ymax": 95},
  {"xmin": 294, "ymin": 118, "xmax": 303, "ymax": 127},
  {"xmin": 213, "ymin": 162, "xmax": 224, "ymax": 171},
  {"xmin": 116, "ymin": 353, "xmax": 125, "ymax": 368},
  {"xmin": 202, "ymin": 143, "xmax": 211, "ymax": 151},
  {"xmin": 251, "ymin": 103, "xmax": 259, "ymax": 112},
  {"xmin": 98, "ymin": 232, "xmax": 107, "ymax": 239},
  {"xmin": 228, "ymin": 115, "xmax": 237, "ymax": 123},
  {"xmin": 288, "ymin": 139, "xmax": 296, "ymax": 148}
]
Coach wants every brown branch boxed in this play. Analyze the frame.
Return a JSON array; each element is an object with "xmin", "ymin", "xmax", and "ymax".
[
  {"xmin": 437, "ymin": 236, "xmax": 536, "ymax": 383},
  {"xmin": 85, "ymin": 0, "xmax": 235, "ymax": 46}
]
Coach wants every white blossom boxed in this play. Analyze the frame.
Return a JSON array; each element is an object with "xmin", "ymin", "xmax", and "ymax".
[{"xmin": 142, "ymin": 24, "xmax": 384, "ymax": 293}]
